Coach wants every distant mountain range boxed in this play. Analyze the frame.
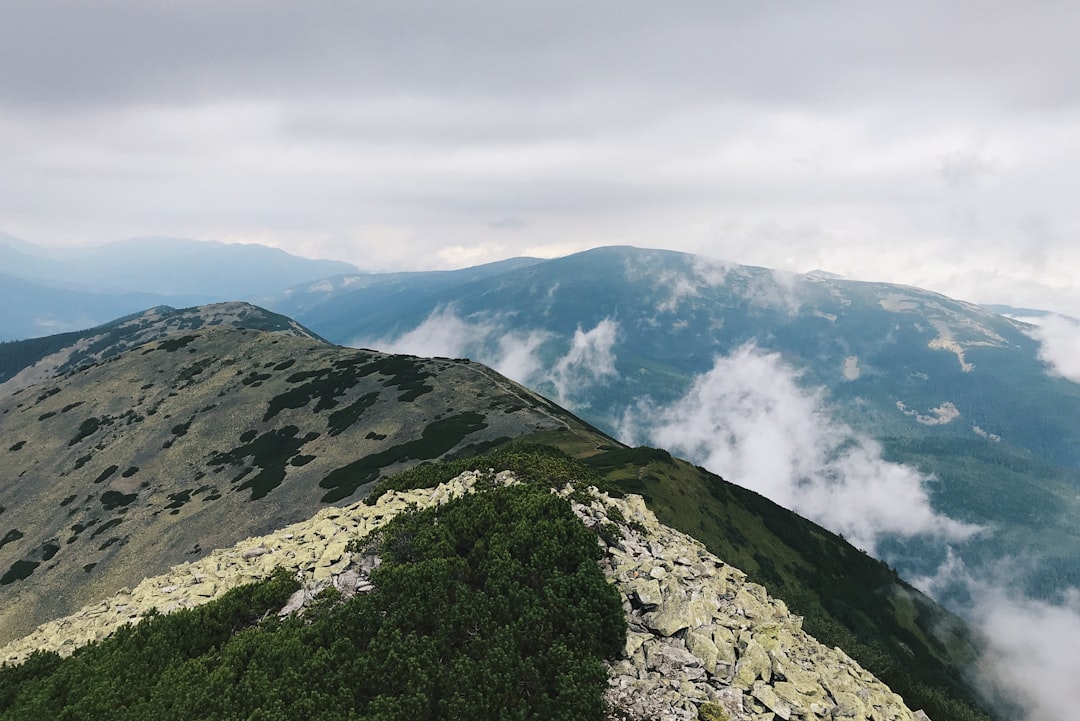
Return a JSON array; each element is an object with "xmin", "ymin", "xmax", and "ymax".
[
  {"xmin": 6, "ymin": 239, "xmax": 1079, "ymax": 609},
  {"xmin": 0, "ymin": 303, "xmax": 992, "ymax": 720},
  {"xmin": 260, "ymin": 246, "xmax": 1080, "ymax": 609},
  {"xmin": 0, "ymin": 233, "xmax": 357, "ymax": 339}
]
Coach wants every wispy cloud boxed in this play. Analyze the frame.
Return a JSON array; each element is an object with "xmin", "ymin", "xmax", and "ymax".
[
  {"xmin": 354, "ymin": 307, "xmax": 618, "ymax": 407},
  {"xmin": 691, "ymin": 256, "xmax": 804, "ymax": 315},
  {"xmin": 548, "ymin": 318, "xmax": 619, "ymax": 406},
  {"xmin": 1013, "ymin": 314, "xmax": 1080, "ymax": 384},
  {"xmin": 355, "ymin": 306, "xmax": 550, "ymax": 385},
  {"xmin": 618, "ymin": 343, "xmax": 980, "ymax": 554},
  {"xmin": 914, "ymin": 552, "xmax": 1080, "ymax": 721},
  {"xmin": 974, "ymin": 588, "xmax": 1080, "ymax": 721}
]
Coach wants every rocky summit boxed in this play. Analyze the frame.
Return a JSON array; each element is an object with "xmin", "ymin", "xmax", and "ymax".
[{"xmin": 2, "ymin": 470, "xmax": 929, "ymax": 721}]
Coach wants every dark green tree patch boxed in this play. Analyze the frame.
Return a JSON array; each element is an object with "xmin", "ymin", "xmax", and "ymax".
[
  {"xmin": 100, "ymin": 491, "xmax": 138, "ymax": 511},
  {"xmin": 164, "ymin": 491, "xmax": 192, "ymax": 511},
  {"xmin": 396, "ymin": 382, "xmax": 433, "ymax": 401},
  {"xmin": 40, "ymin": 542, "xmax": 60, "ymax": 562},
  {"xmin": 73, "ymin": 453, "xmax": 94, "ymax": 470},
  {"xmin": 177, "ymin": 358, "xmax": 214, "ymax": 384},
  {"xmin": 98, "ymin": 536, "xmax": 124, "ymax": 551},
  {"xmin": 0, "ymin": 486, "xmax": 624, "ymax": 721},
  {"xmin": 89, "ymin": 518, "xmax": 123, "ymax": 540},
  {"xmin": 241, "ymin": 371, "xmax": 272, "ymax": 387},
  {"xmin": 121, "ymin": 467, "xmax": 139, "ymax": 478},
  {"xmin": 365, "ymin": 431, "xmax": 387, "ymax": 441},
  {"xmin": 92, "ymin": 465, "xmax": 119, "ymax": 485},
  {"xmin": 34, "ymin": 387, "xmax": 60, "ymax": 404},
  {"xmin": 0, "ymin": 559, "xmax": 39, "ymax": 585},
  {"xmin": 209, "ymin": 426, "xmax": 322, "ymax": 501},
  {"xmin": 59, "ymin": 495, "xmax": 77, "ymax": 507},
  {"xmin": 266, "ymin": 354, "xmax": 432, "ymax": 422},
  {"xmin": 36, "ymin": 411, "xmax": 56, "ymax": 421},
  {"xmin": 326, "ymin": 391, "xmax": 379, "ymax": 436},
  {"xmin": 82, "ymin": 563, "xmax": 96, "ymax": 573},
  {"xmin": 67, "ymin": 518, "xmax": 100, "ymax": 544},
  {"xmin": 320, "ymin": 412, "xmax": 489, "ymax": 503},
  {"xmin": 171, "ymin": 420, "xmax": 192, "ymax": 437},
  {"xmin": 0, "ymin": 529, "xmax": 23, "ymax": 550},
  {"xmin": 273, "ymin": 359, "xmax": 296, "ymax": 371},
  {"xmin": 7, "ymin": 441, "xmax": 25, "ymax": 452},
  {"xmin": 69, "ymin": 416, "xmax": 109, "ymax": 447},
  {"xmin": 157, "ymin": 335, "xmax": 197, "ymax": 352},
  {"xmin": 61, "ymin": 402, "xmax": 83, "ymax": 413}
]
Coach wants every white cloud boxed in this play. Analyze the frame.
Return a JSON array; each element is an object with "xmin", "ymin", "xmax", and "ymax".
[
  {"xmin": 493, "ymin": 331, "xmax": 548, "ymax": 385},
  {"xmin": 619, "ymin": 343, "xmax": 980, "ymax": 554},
  {"xmin": 690, "ymin": 256, "xmax": 804, "ymax": 315},
  {"xmin": 355, "ymin": 306, "xmax": 550, "ymax": 385},
  {"xmin": 364, "ymin": 306, "xmax": 486, "ymax": 360},
  {"xmin": 974, "ymin": 588, "xmax": 1080, "ymax": 721},
  {"xmin": 1014, "ymin": 314, "xmax": 1080, "ymax": 384},
  {"xmin": 354, "ymin": 308, "xmax": 619, "ymax": 407},
  {"xmin": 914, "ymin": 552, "xmax": 1080, "ymax": 721},
  {"xmin": 656, "ymin": 271, "xmax": 700, "ymax": 313},
  {"xmin": 548, "ymin": 318, "xmax": 620, "ymax": 407}
]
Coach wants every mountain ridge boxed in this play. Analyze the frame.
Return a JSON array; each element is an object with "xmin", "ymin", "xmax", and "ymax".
[
  {"xmin": 0, "ymin": 309, "xmax": 603, "ymax": 643},
  {"xmin": 0, "ymin": 302, "xmax": 994, "ymax": 720}
]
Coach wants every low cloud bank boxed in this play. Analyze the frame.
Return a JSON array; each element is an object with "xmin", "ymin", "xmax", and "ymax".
[
  {"xmin": 618, "ymin": 343, "xmax": 979, "ymax": 555},
  {"xmin": 1014, "ymin": 314, "xmax": 1080, "ymax": 384},
  {"xmin": 915, "ymin": 552, "xmax": 1080, "ymax": 721},
  {"xmin": 548, "ymin": 318, "xmax": 619, "ymax": 405},
  {"xmin": 353, "ymin": 307, "xmax": 618, "ymax": 408},
  {"xmin": 359, "ymin": 307, "xmax": 549, "ymax": 384}
]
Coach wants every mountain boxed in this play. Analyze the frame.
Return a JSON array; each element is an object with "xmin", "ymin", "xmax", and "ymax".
[
  {"xmin": 0, "ymin": 233, "xmax": 358, "ymax": 340},
  {"xmin": 1, "ymin": 302, "xmax": 318, "ymax": 394},
  {"xmin": 0, "ymin": 304, "xmax": 992, "ymax": 720},
  {"xmin": 266, "ymin": 246, "xmax": 1080, "ymax": 604},
  {"xmin": 0, "ymin": 273, "xmax": 207, "ymax": 342},
  {"xmin": 0, "ymin": 465, "xmax": 937, "ymax": 721},
  {"xmin": 270, "ymin": 256, "xmax": 546, "ymax": 340},
  {"xmin": 0, "ymin": 304, "xmax": 601, "ymax": 644}
]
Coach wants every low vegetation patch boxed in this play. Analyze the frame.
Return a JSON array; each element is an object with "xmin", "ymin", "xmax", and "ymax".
[
  {"xmin": 0, "ymin": 483, "xmax": 625, "ymax": 721},
  {"xmin": 364, "ymin": 441, "xmax": 619, "ymax": 506},
  {"xmin": 319, "ymin": 412, "xmax": 490, "ymax": 503},
  {"xmin": 209, "ymin": 426, "xmax": 322, "ymax": 501}
]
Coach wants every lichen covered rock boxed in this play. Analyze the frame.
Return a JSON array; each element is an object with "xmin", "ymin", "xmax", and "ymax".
[{"xmin": 1, "ymin": 470, "xmax": 929, "ymax": 721}]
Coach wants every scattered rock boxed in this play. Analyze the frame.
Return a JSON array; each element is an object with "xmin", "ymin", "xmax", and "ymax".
[{"xmin": 0, "ymin": 470, "xmax": 931, "ymax": 721}]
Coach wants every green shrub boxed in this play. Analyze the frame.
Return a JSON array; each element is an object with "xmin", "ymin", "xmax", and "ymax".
[{"xmin": 0, "ymin": 485, "xmax": 626, "ymax": 721}]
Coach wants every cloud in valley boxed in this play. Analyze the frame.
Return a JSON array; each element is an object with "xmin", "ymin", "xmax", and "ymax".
[
  {"xmin": 548, "ymin": 318, "xmax": 620, "ymax": 406},
  {"xmin": 1013, "ymin": 314, "xmax": 1080, "ymax": 384},
  {"xmin": 974, "ymin": 588, "xmax": 1080, "ymax": 721},
  {"xmin": 913, "ymin": 551, "xmax": 1080, "ymax": 721},
  {"xmin": 355, "ymin": 307, "xmax": 618, "ymax": 407},
  {"xmin": 359, "ymin": 307, "xmax": 549, "ymax": 385},
  {"xmin": 619, "ymin": 343, "xmax": 980, "ymax": 554}
]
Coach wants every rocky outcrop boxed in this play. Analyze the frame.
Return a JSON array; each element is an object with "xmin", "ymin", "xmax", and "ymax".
[
  {"xmin": 573, "ymin": 491, "xmax": 930, "ymax": 721},
  {"xmin": 1, "ymin": 471, "xmax": 927, "ymax": 721}
]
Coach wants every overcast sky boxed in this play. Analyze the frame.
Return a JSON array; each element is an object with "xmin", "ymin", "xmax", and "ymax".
[{"xmin": 3, "ymin": 1, "xmax": 1080, "ymax": 314}]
